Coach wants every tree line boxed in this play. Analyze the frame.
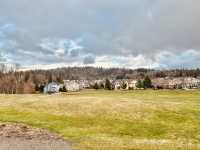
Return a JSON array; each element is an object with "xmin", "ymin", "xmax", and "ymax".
[{"xmin": 0, "ymin": 64, "xmax": 199, "ymax": 94}]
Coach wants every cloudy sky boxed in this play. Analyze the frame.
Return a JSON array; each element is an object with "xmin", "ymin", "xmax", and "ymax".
[{"xmin": 0, "ymin": 0, "xmax": 200, "ymax": 69}]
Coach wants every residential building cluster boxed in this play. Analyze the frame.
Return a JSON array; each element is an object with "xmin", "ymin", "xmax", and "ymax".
[{"xmin": 43, "ymin": 77, "xmax": 200, "ymax": 94}]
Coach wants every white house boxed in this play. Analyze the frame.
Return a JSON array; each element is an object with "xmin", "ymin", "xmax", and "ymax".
[
  {"xmin": 183, "ymin": 77, "xmax": 200, "ymax": 89},
  {"xmin": 44, "ymin": 82, "xmax": 60, "ymax": 94},
  {"xmin": 113, "ymin": 80, "xmax": 122, "ymax": 90},
  {"xmin": 64, "ymin": 80, "xmax": 80, "ymax": 92},
  {"xmin": 79, "ymin": 80, "xmax": 90, "ymax": 89}
]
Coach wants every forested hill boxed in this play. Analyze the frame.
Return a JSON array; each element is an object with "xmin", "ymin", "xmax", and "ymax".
[
  {"xmin": 0, "ymin": 66, "xmax": 200, "ymax": 94},
  {"xmin": 2, "ymin": 66, "xmax": 200, "ymax": 82},
  {"xmin": 21, "ymin": 67, "xmax": 200, "ymax": 80}
]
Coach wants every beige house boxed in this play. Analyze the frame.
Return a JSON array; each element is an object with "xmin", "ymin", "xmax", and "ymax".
[
  {"xmin": 152, "ymin": 77, "xmax": 200, "ymax": 89},
  {"xmin": 113, "ymin": 79, "xmax": 137, "ymax": 90},
  {"xmin": 168, "ymin": 78, "xmax": 184, "ymax": 89},
  {"xmin": 128, "ymin": 80, "xmax": 137, "ymax": 90},
  {"xmin": 152, "ymin": 78, "xmax": 170, "ymax": 89}
]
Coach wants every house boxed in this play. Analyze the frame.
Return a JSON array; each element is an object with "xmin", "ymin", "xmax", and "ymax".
[
  {"xmin": 113, "ymin": 80, "xmax": 121, "ymax": 90},
  {"xmin": 128, "ymin": 80, "xmax": 137, "ymax": 90},
  {"xmin": 112, "ymin": 79, "xmax": 137, "ymax": 90},
  {"xmin": 152, "ymin": 77, "xmax": 200, "ymax": 89},
  {"xmin": 169, "ymin": 77, "xmax": 200, "ymax": 89},
  {"xmin": 89, "ymin": 80, "xmax": 105, "ymax": 89},
  {"xmin": 78, "ymin": 80, "xmax": 90, "ymax": 89},
  {"xmin": 63, "ymin": 80, "xmax": 80, "ymax": 92},
  {"xmin": 43, "ymin": 82, "xmax": 60, "ymax": 94},
  {"xmin": 182, "ymin": 77, "xmax": 200, "ymax": 89},
  {"xmin": 122, "ymin": 80, "xmax": 129, "ymax": 90},
  {"xmin": 152, "ymin": 77, "xmax": 184, "ymax": 89},
  {"xmin": 152, "ymin": 78, "xmax": 169, "ymax": 89},
  {"xmin": 168, "ymin": 78, "xmax": 184, "ymax": 89}
]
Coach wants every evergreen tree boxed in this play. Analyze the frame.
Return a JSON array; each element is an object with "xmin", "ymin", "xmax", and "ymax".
[
  {"xmin": 121, "ymin": 81, "xmax": 127, "ymax": 89},
  {"xmin": 143, "ymin": 76, "xmax": 152, "ymax": 89},
  {"xmin": 105, "ymin": 79, "xmax": 112, "ymax": 90},
  {"xmin": 63, "ymin": 86, "xmax": 67, "ymax": 92},
  {"xmin": 100, "ymin": 83, "xmax": 105, "ymax": 89},
  {"xmin": 39, "ymin": 84, "xmax": 45, "ymax": 93},
  {"xmin": 93, "ymin": 82, "xmax": 99, "ymax": 90},
  {"xmin": 136, "ymin": 79, "xmax": 143, "ymax": 88},
  {"xmin": 59, "ymin": 86, "xmax": 67, "ymax": 92}
]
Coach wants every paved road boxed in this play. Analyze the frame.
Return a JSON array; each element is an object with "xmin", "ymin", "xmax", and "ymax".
[{"xmin": 0, "ymin": 137, "xmax": 71, "ymax": 150}]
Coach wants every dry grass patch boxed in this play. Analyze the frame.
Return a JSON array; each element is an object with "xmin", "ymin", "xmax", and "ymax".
[{"xmin": 0, "ymin": 90, "xmax": 200, "ymax": 149}]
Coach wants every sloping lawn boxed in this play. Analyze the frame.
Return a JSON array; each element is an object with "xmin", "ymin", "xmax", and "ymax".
[{"xmin": 0, "ymin": 90, "xmax": 200, "ymax": 149}]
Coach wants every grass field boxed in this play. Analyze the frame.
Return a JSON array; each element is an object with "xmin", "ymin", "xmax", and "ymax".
[{"xmin": 0, "ymin": 90, "xmax": 200, "ymax": 150}]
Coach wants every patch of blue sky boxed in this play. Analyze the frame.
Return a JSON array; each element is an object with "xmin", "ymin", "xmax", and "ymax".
[{"xmin": 0, "ymin": 23, "xmax": 16, "ymax": 34}]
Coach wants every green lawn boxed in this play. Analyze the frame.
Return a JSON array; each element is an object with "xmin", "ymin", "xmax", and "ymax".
[{"xmin": 0, "ymin": 90, "xmax": 200, "ymax": 149}]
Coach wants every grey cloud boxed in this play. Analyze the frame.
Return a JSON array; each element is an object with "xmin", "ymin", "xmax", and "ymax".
[
  {"xmin": 83, "ymin": 55, "xmax": 95, "ymax": 64},
  {"xmin": 70, "ymin": 49, "xmax": 79, "ymax": 57},
  {"xmin": 155, "ymin": 50, "xmax": 200, "ymax": 69},
  {"xmin": 0, "ymin": 0, "xmax": 200, "ymax": 68}
]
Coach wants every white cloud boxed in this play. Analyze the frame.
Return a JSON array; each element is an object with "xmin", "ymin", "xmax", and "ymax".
[
  {"xmin": 20, "ymin": 49, "xmax": 200, "ymax": 70},
  {"xmin": 92, "ymin": 55, "xmax": 158, "ymax": 69},
  {"xmin": 55, "ymin": 49, "xmax": 65, "ymax": 57}
]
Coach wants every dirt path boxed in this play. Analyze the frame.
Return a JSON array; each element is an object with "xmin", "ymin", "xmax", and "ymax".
[{"xmin": 0, "ymin": 123, "xmax": 71, "ymax": 150}]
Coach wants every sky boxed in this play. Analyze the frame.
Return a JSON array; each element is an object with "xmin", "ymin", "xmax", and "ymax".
[{"xmin": 0, "ymin": 0, "xmax": 200, "ymax": 70}]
